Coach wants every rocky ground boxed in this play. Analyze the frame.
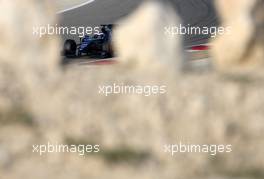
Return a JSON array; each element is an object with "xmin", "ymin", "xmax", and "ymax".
[{"xmin": 0, "ymin": 0, "xmax": 264, "ymax": 179}]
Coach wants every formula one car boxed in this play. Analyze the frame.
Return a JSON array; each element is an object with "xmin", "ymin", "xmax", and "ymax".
[{"xmin": 63, "ymin": 25, "xmax": 113, "ymax": 58}]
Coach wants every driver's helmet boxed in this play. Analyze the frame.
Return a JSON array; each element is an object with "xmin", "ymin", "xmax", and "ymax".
[{"xmin": 93, "ymin": 34, "xmax": 99, "ymax": 39}]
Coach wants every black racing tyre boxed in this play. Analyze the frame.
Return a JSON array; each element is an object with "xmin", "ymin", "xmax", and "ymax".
[
  {"xmin": 63, "ymin": 39, "xmax": 77, "ymax": 57},
  {"xmin": 102, "ymin": 42, "xmax": 113, "ymax": 58}
]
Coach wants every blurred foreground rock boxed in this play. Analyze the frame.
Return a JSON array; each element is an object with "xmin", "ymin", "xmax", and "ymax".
[
  {"xmin": 211, "ymin": 0, "xmax": 264, "ymax": 74},
  {"xmin": 0, "ymin": 0, "xmax": 60, "ymax": 113},
  {"xmin": 113, "ymin": 0, "xmax": 184, "ymax": 72},
  {"xmin": 0, "ymin": 0, "xmax": 264, "ymax": 179}
]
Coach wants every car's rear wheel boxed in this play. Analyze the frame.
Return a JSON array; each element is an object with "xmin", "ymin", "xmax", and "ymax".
[{"xmin": 63, "ymin": 39, "xmax": 77, "ymax": 57}]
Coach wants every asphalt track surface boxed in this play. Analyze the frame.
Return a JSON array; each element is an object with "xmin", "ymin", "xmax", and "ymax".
[{"xmin": 59, "ymin": 0, "xmax": 219, "ymax": 46}]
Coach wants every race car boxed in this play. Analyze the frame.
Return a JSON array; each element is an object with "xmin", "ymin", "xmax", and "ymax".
[{"xmin": 63, "ymin": 25, "xmax": 114, "ymax": 58}]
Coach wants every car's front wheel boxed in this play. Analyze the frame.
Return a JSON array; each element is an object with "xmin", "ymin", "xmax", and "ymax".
[{"xmin": 63, "ymin": 39, "xmax": 77, "ymax": 57}]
